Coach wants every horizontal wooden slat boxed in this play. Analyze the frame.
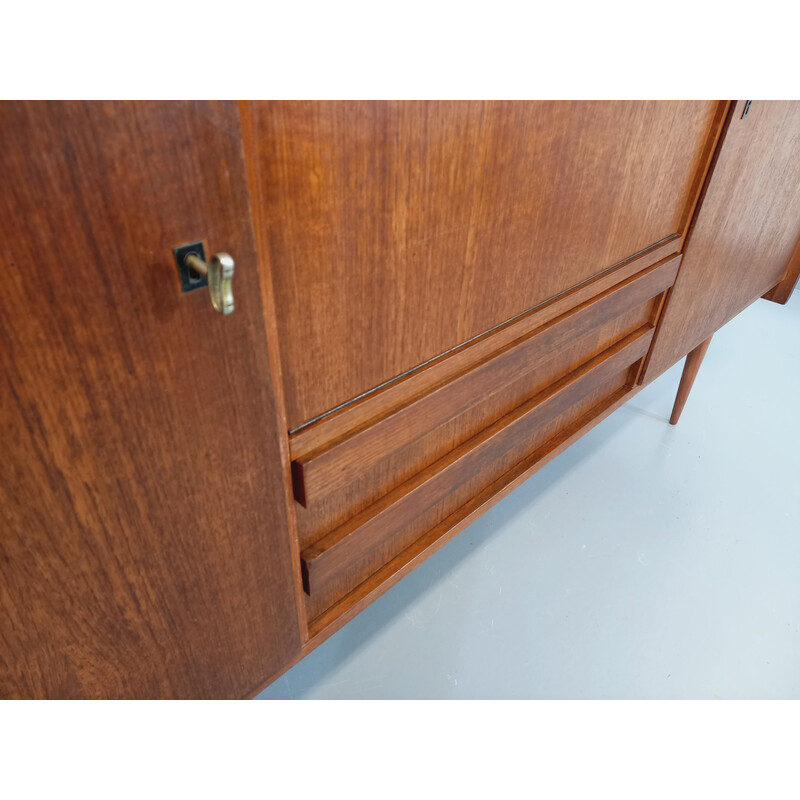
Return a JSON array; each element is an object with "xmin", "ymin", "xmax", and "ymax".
[
  {"xmin": 301, "ymin": 326, "xmax": 653, "ymax": 600},
  {"xmin": 292, "ymin": 255, "xmax": 679, "ymax": 507}
]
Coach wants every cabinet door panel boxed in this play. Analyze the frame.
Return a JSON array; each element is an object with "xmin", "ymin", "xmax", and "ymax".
[
  {"xmin": 0, "ymin": 102, "xmax": 301, "ymax": 698},
  {"xmin": 644, "ymin": 100, "xmax": 800, "ymax": 380},
  {"xmin": 244, "ymin": 101, "xmax": 724, "ymax": 429}
]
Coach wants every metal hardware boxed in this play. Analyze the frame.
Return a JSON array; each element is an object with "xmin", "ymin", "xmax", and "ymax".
[
  {"xmin": 174, "ymin": 241, "xmax": 208, "ymax": 292},
  {"xmin": 173, "ymin": 241, "xmax": 235, "ymax": 316},
  {"xmin": 742, "ymin": 100, "xmax": 752, "ymax": 119}
]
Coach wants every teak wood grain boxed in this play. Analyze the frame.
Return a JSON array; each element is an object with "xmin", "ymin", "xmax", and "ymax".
[
  {"xmin": 5, "ymin": 100, "xmax": 797, "ymax": 698},
  {"xmin": 0, "ymin": 102, "xmax": 302, "ymax": 699},
  {"xmin": 292, "ymin": 255, "xmax": 680, "ymax": 508},
  {"xmin": 644, "ymin": 100, "xmax": 800, "ymax": 381},
  {"xmin": 245, "ymin": 101, "xmax": 724, "ymax": 429},
  {"xmin": 301, "ymin": 327, "xmax": 653, "ymax": 614}
]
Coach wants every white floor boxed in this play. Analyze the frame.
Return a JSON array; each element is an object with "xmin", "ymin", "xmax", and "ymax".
[{"xmin": 258, "ymin": 291, "xmax": 800, "ymax": 699}]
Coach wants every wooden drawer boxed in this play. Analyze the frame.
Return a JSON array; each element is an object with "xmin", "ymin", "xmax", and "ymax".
[
  {"xmin": 301, "ymin": 326, "xmax": 653, "ymax": 618},
  {"xmin": 292, "ymin": 252, "xmax": 680, "ymax": 621}
]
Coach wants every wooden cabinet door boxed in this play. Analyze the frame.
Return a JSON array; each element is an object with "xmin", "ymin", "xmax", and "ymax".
[
  {"xmin": 242, "ymin": 101, "xmax": 726, "ymax": 431},
  {"xmin": 644, "ymin": 100, "xmax": 800, "ymax": 380},
  {"xmin": 0, "ymin": 102, "xmax": 302, "ymax": 698}
]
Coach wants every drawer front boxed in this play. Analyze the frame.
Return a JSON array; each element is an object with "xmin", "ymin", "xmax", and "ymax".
[
  {"xmin": 301, "ymin": 326, "xmax": 653, "ymax": 618},
  {"xmin": 291, "ymin": 253, "xmax": 679, "ymax": 555}
]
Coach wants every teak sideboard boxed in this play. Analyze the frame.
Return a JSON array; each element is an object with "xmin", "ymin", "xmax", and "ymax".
[{"xmin": 2, "ymin": 101, "xmax": 799, "ymax": 698}]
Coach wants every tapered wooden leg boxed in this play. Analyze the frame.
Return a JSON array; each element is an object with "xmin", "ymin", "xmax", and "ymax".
[{"xmin": 670, "ymin": 335, "xmax": 713, "ymax": 425}]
